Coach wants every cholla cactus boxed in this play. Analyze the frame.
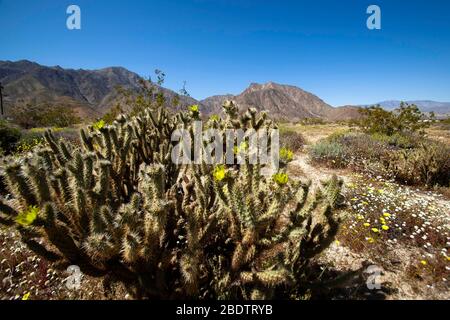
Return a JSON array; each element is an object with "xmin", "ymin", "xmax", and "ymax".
[{"xmin": 0, "ymin": 101, "xmax": 343, "ymax": 299}]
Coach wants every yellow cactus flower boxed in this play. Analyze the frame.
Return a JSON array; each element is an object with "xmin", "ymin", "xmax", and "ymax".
[
  {"xmin": 189, "ymin": 104, "xmax": 199, "ymax": 113},
  {"xmin": 209, "ymin": 114, "xmax": 220, "ymax": 122},
  {"xmin": 93, "ymin": 119, "xmax": 105, "ymax": 131},
  {"xmin": 279, "ymin": 147, "xmax": 294, "ymax": 162},
  {"xmin": 234, "ymin": 141, "xmax": 249, "ymax": 154},
  {"xmin": 15, "ymin": 206, "xmax": 39, "ymax": 226},
  {"xmin": 213, "ymin": 165, "xmax": 226, "ymax": 182},
  {"xmin": 273, "ymin": 173, "xmax": 288, "ymax": 185}
]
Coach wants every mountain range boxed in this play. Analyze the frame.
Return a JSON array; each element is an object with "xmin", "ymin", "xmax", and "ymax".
[{"xmin": 0, "ymin": 60, "xmax": 448, "ymax": 121}]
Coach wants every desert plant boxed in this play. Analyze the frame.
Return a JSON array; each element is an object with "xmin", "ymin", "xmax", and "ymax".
[
  {"xmin": 0, "ymin": 119, "xmax": 22, "ymax": 154},
  {"xmin": 390, "ymin": 142, "xmax": 450, "ymax": 187},
  {"xmin": 280, "ymin": 129, "xmax": 305, "ymax": 152},
  {"xmin": 358, "ymin": 103, "xmax": 430, "ymax": 136},
  {"xmin": 0, "ymin": 102, "xmax": 343, "ymax": 299},
  {"xmin": 11, "ymin": 103, "xmax": 80, "ymax": 129},
  {"xmin": 309, "ymin": 141, "xmax": 346, "ymax": 168}
]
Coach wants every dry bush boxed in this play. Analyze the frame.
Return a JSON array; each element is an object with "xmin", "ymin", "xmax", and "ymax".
[
  {"xmin": 280, "ymin": 129, "xmax": 306, "ymax": 152},
  {"xmin": 389, "ymin": 142, "xmax": 450, "ymax": 187}
]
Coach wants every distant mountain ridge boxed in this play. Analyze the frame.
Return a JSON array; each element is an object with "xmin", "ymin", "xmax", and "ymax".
[
  {"xmin": 1, "ymin": 60, "xmax": 447, "ymax": 121},
  {"xmin": 0, "ymin": 60, "xmax": 198, "ymax": 118}
]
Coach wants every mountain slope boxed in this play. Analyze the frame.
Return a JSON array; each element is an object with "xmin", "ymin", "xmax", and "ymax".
[
  {"xmin": 0, "ymin": 60, "xmax": 198, "ymax": 118},
  {"xmin": 201, "ymin": 82, "xmax": 361, "ymax": 121},
  {"xmin": 235, "ymin": 82, "xmax": 333, "ymax": 120}
]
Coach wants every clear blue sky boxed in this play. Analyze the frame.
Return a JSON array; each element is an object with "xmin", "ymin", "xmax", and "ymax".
[{"xmin": 1, "ymin": 0, "xmax": 449, "ymax": 106}]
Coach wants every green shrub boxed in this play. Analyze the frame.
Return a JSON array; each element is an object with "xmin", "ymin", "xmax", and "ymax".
[
  {"xmin": 309, "ymin": 141, "xmax": 346, "ymax": 168},
  {"xmin": 0, "ymin": 120, "xmax": 22, "ymax": 154},
  {"xmin": 14, "ymin": 132, "xmax": 45, "ymax": 154},
  {"xmin": 371, "ymin": 132, "xmax": 421, "ymax": 149},
  {"xmin": 358, "ymin": 103, "xmax": 430, "ymax": 136}
]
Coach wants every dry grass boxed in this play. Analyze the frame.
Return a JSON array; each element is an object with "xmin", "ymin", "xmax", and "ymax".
[
  {"xmin": 426, "ymin": 125, "xmax": 450, "ymax": 145},
  {"xmin": 279, "ymin": 123, "xmax": 351, "ymax": 145}
]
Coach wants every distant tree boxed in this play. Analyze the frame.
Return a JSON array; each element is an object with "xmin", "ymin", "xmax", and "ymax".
[{"xmin": 358, "ymin": 103, "xmax": 431, "ymax": 136}]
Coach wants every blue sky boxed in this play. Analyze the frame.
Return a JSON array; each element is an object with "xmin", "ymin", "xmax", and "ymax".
[{"xmin": 1, "ymin": 0, "xmax": 449, "ymax": 106}]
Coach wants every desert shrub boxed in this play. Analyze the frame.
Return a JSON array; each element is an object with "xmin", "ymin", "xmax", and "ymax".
[
  {"xmin": 389, "ymin": 142, "xmax": 450, "ymax": 187},
  {"xmin": 299, "ymin": 118, "xmax": 326, "ymax": 125},
  {"xmin": 371, "ymin": 132, "xmax": 421, "ymax": 149},
  {"xmin": 0, "ymin": 120, "xmax": 22, "ymax": 154},
  {"xmin": 14, "ymin": 131, "xmax": 46, "ymax": 154},
  {"xmin": 11, "ymin": 103, "xmax": 80, "ymax": 129},
  {"xmin": 309, "ymin": 133, "xmax": 393, "ymax": 178},
  {"xmin": 309, "ymin": 141, "xmax": 346, "ymax": 168},
  {"xmin": 0, "ymin": 102, "xmax": 343, "ymax": 300},
  {"xmin": 359, "ymin": 103, "xmax": 430, "ymax": 136},
  {"xmin": 279, "ymin": 129, "xmax": 305, "ymax": 151}
]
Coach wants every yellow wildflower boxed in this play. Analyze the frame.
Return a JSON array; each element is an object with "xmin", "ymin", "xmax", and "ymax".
[
  {"xmin": 280, "ymin": 147, "xmax": 294, "ymax": 162},
  {"xmin": 357, "ymin": 214, "xmax": 364, "ymax": 220},
  {"xmin": 367, "ymin": 237, "xmax": 375, "ymax": 243},
  {"xmin": 371, "ymin": 228, "xmax": 379, "ymax": 233},
  {"xmin": 363, "ymin": 223, "xmax": 370, "ymax": 227},
  {"xmin": 93, "ymin": 119, "xmax": 105, "ymax": 131},
  {"xmin": 15, "ymin": 206, "xmax": 39, "ymax": 226},
  {"xmin": 420, "ymin": 260, "xmax": 427, "ymax": 266},
  {"xmin": 189, "ymin": 104, "xmax": 199, "ymax": 113},
  {"xmin": 273, "ymin": 173, "xmax": 289, "ymax": 185},
  {"xmin": 22, "ymin": 292, "xmax": 30, "ymax": 300},
  {"xmin": 383, "ymin": 213, "xmax": 391, "ymax": 218},
  {"xmin": 381, "ymin": 225, "xmax": 389, "ymax": 231},
  {"xmin": 213, "ymin": 165, "xmax": 226, "ymax": 182}
]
